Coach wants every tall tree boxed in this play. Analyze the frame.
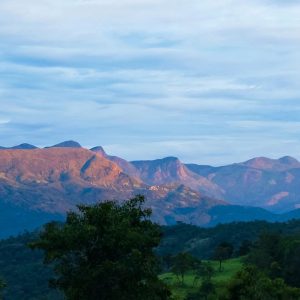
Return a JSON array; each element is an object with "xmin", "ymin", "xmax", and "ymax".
[
  {"xmin": 0, "ymin": 278, "xmax": 6, "ymax": 300},
  {"xmin": 213, "ymin": 242, "xmax": 233, "ymax": 272},
  {"xmin": 171, "ymin": 252, "xmax": 199, "ymax": 284},
  {"xmin": 31, "ymin": 195, "xmax": 171, "ymax": 300},
  {"xmin": 193, "ymin": 262, "xmax": 215, "ymax": 287}
]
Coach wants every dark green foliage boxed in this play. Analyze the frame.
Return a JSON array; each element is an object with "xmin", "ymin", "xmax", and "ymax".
[
  {"xmin": 171, "ymin": 252, "xmax": 200, "ymax": 284},
  {"xmin": 198, "ymin": 278, "xmax": 215, "ymax": 300},
  {"xmin": 191, "ymin": 262, "xmax": 216, "ymax": 299},
  {"xmin": 32, "ymin": 195, "xmax": 171, "ymax": 300},
  {"xmin": 0, "ymin": 278, "xmax": 6, "ymax": 300},
  {"xmin": 247, "ymin": 233, "xmax": 282, "ymax": 275},
  {"xmin": 225, "ymin": 265, "xmax": 300, "ymax": 300},
  {"xmin": 247, "ymin": 233, "xmax": 300, "ymax": 288},
  {"xmin": 157, "ymin": 220, "xmax": 300, "ymax": 260},
  {"xmin": 237, "ymin": 240, "xmax": 252, "ymax": 256},
  {"xmin": 161, "ymin": 254, "xmax": 174, "ymax": 271},
  {"xmin": 0, "ymin": 279, "xmax": 5, "ymax": 288},
  {"xmin": 195, "ymin": 262, "xmax": 215, "ymax": 281},
  {"xmin": 3, "ymin": 219, "xmax": 300, "ymax": 298},
  {"xmin": 213, "ymin": 242, "xmax": 233, "ymax": 272},
  {"xmin": 0, "ymin": 232, "xmax": 62, "ymax": 300},
  {"xmin": 186, "ymin": 278, "xmax": 215, "ymax": 300}
]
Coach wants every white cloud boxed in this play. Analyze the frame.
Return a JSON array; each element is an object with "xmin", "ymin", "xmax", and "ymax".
[{"xmin": 0, "ymin": 0, "xmax": 300, "ymax": 164}]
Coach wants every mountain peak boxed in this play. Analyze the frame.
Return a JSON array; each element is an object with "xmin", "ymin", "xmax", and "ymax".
[
  {"xmin": 48, "ymin": 140, "xmax": 82, "ymax": 148},
  {"xmin": 242, "ymin": 157, "xmax": 276, "ymax": 170},
  {"xmin": 242, "ymin": 156, "xmax": 300, "ymax": 171},
  {"xmin": 0, "ymin": 143, "xmax": 38, "ymax": 150},
  {"xmin": 161, "ymin": 156, "xmax": 180, "ymax": 162},
  {"xmin": 11, "ymin": 143, "xmax": 38, "ymax": 150},
  {"xmin": 90, "ymin": 146, "xmax": 107, "ymax": 156},
  {"xmin": 278, "ymin": 156, "xmax": 299, "ymax": 165}
]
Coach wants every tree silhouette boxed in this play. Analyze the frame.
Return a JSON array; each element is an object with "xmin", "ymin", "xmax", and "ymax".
[
  {"xmin": 213, "ymin": 242, "xmax": 233, "ymax": 272},
  {"xmin": 0, "ymin": 278, "xmax": 6, "ymax": 300},
  {"xmin": 31, "ymin": 195, "xmax": 171, "ymax": 300},
  {"xmin": 171, "ymin": 252, "xmax": 198, "ymax": 284}
]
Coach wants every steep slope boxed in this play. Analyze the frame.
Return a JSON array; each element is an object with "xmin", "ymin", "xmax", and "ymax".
[
  {"xmin": 241, "ymin": 156, "xmax": 300, "ymax": 172},
  {"xmin": 0, "ymin": 147, "xmax": 143, "ymax": 214},
  {"xmin": 186, "ymin": 156, "xmax": 300, "ymax": 212},
  {"xmin": 131, "ymin": 157, "xmax": 224, "ymax": 199},
  {"xmin": 91, "ymin": 146, "xmax": 141, "ymax": 179},
  {"xmin": 2, "ymin": 145, "xmax": 300, "ymax": 237},
  {"xmin": 48, "ymin": 140, "xmax": 82, "ymax": 148},
  {"xmin": 0, "ymin": 146, "xmax": 232, "ymax": 236},
  {"xmin": 142, "ymin": 184, "xmax": 228, "ymax": 225}
]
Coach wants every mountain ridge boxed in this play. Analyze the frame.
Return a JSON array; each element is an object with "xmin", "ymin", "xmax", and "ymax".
[{"xmin": 1, "ymin": 141, "xmax": 300, "ymax": 237}]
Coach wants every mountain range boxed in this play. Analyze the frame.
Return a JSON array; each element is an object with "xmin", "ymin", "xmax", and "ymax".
[{"xmin": 1, "ymin": 140, "xmax": 300, "ymax": 237}]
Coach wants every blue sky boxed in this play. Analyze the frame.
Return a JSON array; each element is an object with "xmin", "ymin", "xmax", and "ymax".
[{"xmin": 1, "ymin": 0, "xmax": 300, "ymax": 165}]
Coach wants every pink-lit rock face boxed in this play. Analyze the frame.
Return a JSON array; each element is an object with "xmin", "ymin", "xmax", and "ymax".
[
  {"xmin": 1, "ymin": 146, "xmax": 300, "ymax": 228},
  {"xmin": 0, "ymin": 147, "xmax": 229, "ymax": 226},
  {"xmin": 242, "ymin": 156, "xmax": 300, "ymax": 172},
  {"xmin": 131, "ymin": 157, "xmax": 224, "ymax": 199},
  {"xmin": 267, "ymin": 192, "xmax": 289, "ymax": 206},
  {"xmin": 185, "ymin": 156, "xmax": 300, "ymax": 212}
]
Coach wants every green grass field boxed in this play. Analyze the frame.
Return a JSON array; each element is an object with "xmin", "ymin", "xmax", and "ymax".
[{"xmin": 160, "ymin": 258, "xmax": 243, "ymax": 299}]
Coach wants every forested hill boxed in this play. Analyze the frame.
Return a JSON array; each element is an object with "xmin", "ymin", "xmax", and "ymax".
[
  {"xmin": 1, "ymin": 220, "xmax": 300, "ymax": 299},
  {"xmin": 157, "ymin": 219, "xmax": 300, "ymax": 259}
]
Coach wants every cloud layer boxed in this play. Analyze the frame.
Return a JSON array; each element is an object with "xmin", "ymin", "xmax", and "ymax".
[{"xmin": 1, "ymin": 0, "xmax": 300, "ymax": 165}]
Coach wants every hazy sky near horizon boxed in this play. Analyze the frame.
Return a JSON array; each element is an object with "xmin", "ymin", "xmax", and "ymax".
[{"xmin": 1, "ymin": 0, "xmax": 300, "ymax": 165}]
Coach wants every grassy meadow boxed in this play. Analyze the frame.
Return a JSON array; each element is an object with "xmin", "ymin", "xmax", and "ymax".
[{"xmin": 160, "ymin": 258, "xmax": 243, "ymax": 299}]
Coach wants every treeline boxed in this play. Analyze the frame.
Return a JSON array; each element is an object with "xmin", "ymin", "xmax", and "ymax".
[
  {"xmin": 158, "ymin": 222, "xmax": 300, "ymax": 299},
  {"xmin": 157, "ymin": 219, "xmax": 300, "ymax": 259},
  {"xmin": 222, "ymin": 232, "xmax": 300, "ymax": 299},
  {"xmin": 1, "ymin": 210, "xmax": 300, "ymax": 298},
  {"xmin": 0, "ymin": 232, "xmax": 62, "ymax": 300}
]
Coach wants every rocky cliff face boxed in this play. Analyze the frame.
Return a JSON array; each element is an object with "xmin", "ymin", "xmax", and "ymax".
[
  {"xmin": 186, "ymin": 156, "xmax": 300, "ymax": 212},
  {"xmin": 0, "ymin": 145, "xmax": 227, "ymax": 230},
  {"xmin": 131, "ymin": 157, "xmax": 224, "ymax": 199},
  {"xmin": 0, "ymin": 147, "xmax": 142, "ymax": 213},
  {"xmin": 2, "ymin": 142, "xmax": 300, "ymax": 237}
]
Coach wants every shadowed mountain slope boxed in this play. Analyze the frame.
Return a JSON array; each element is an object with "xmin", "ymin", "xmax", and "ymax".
[
  {"xmin": 48, "ymin": 140, "xmax": 82, "ymax": 148},
  {"xmin": 0, "ymin": 146, "xmax": 231, "ymax": 236},
  {"xmin": 131, "ymin": 157, "xmax": 223, "ymax": 199},
  {"xmin": 1, "ymin": 144, "xmax": 300, "ymax": 237},
  {"xmin": 186, "ymin": 156, "xmax": 300, "ymax": 212}
]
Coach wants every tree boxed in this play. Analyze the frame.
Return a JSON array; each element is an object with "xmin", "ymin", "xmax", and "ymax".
[
  {"xmin": 161, "ymin": 254, "xmax": 173, "ymax": 272},
  {"xmin": 187, "ymin": 278, "xmax": 215, "ymax": 300},
  {"xmin": 280, "ymin": 238, "xmax": 300, "ymax": 287},
  {"xmin": 0, "ymin": 278, "xmax": 6, "ymax": 299},
  {"xmin": 213, "ymin": 242, "xmax": 233, "ymax": 272},
  {"xmin": 193, "ymin": 262, "xmax": 215, "ymax": 287},
  {"xmin": 246, "ymin": 233, "xmax": 300, "ymax": 288},
  {"xmin": 31, "ymin": 195, "xmax": 171, "ymax": 300},
  {"xmin": 225, "ymin": 265, "xmax": 300, "ymax": 300},
  {"xmin": 198, "ymin": 278, "xmax": 215, "ymax": 300},
  {"xmin": 246, "ymin": 233, "xmax": 281, "ymax": 277},
  {"xmin": 238, "ymin": 239, "xmax": 252, "ymax": 256},
  {"xmin": 171, "ymin": 252, "xmax": 198, "ymax": 284}
]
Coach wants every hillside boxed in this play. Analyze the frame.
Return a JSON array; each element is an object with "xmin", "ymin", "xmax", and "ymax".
[
  {"xmin": 186, "ymin": 156, "xmax": 300, "ymax": 212},
  {"xmin": 0, "ymin": 144, "xmax": 229, "ymax": 236},
  {"xmin": 2, "ymin": 142, "xmax": 300, "ymax": 237},
  {"xmin": 2, "ymin": 219, "xmax": 300, "ymax": 299}
]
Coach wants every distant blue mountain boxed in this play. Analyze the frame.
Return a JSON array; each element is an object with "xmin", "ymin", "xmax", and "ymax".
[
  {"xmin": 0, "ymin": 143, "xmax": 38, "ymax": 150},
  {"xmin": 47, "ymin": 140, "xmax": 82, "ymax": 148}
]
